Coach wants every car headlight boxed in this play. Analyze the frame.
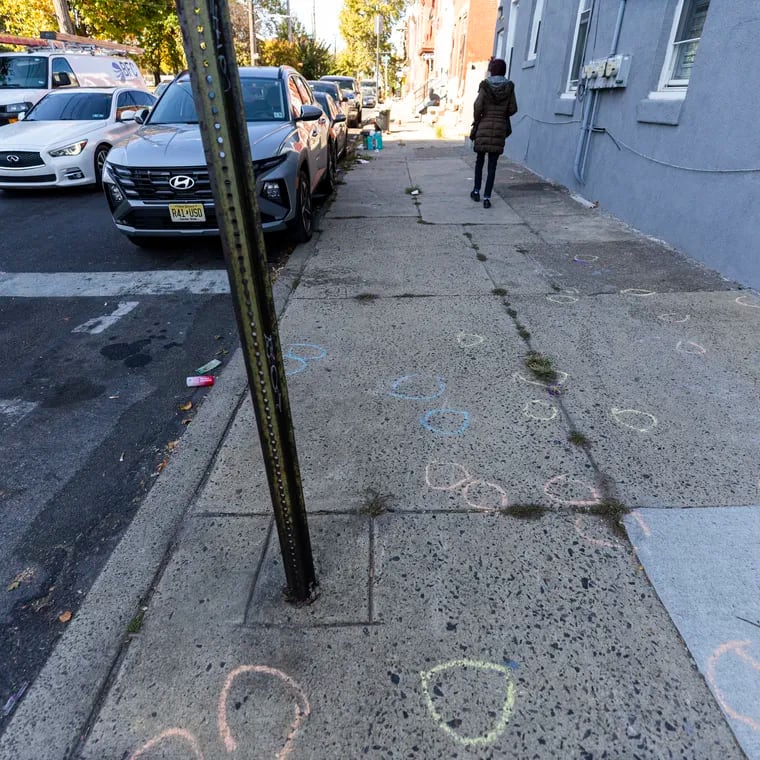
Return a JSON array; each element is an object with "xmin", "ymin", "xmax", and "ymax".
[
  {"xmin": 49, "ymin": 140, "xmax": 88, "ymax": 157},
  {"xmin": 4, "ymin": 102, "xmax": 29, "ymax": 114}
]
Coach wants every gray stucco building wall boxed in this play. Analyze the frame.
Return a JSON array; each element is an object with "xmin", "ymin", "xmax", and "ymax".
[{"xmin": 493, "ymin": 0, "xmax": 760, "ymax": 289}]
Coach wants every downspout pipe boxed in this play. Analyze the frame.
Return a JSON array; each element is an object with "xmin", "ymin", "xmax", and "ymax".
[{"xmin": 573, "ymin": 0, "xmax": 627, "ymax": 184}]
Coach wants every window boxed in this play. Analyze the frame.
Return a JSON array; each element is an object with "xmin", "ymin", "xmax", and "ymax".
[
  {"xmin": 131, "ymin": 90, "xmax": 156, "ymax": 108},
  {"xmin": 288, "ymin": 76, "xmax": 304, "ymax": 119},
  {"xmin": 527, "ymin": 0, "xmax": 544, "ymax": 60},
  {"xmin": 566, "ymin": 0, "xmax": 592, "ymax": 91},
  {"xmin": 51, "ymin": 57, "xmax": 79, "ymax": 88},
  {"xmin": 660, "ymin": 0, "xmax": 710, "ymax": 89},
  {"xmin": 505, "ymin": 0, "xmax": 520, "ymax": 77}
]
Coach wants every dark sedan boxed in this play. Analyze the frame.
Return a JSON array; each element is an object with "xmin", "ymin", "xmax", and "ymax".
[{"xmin": 313, "ymin": 90, "xmax": 348, "ymax": 169}]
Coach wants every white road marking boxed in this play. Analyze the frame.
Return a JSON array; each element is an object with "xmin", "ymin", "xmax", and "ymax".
[
  {"xmin": 72, "ymin": 301, "xmax": 139, "ymax": 334},
  {"xmin": 0, "ymin": 399, "xmax": 38, "ymax": 426},
  {"xmin": 0, "ymin": 270, "xmax": 230, "ymax": 298}
]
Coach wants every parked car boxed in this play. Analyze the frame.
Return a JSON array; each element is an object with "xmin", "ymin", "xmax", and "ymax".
[
  {"xmin": 313, "ymin": 90, "xmax": 347, "ymax": 176},
  {"xmin": 319, "ymin": 75, "xmax": 362, "ymax": 127},
  {"xmin": 308, "ymin": 79, "xmax": 349, "ymax": 122},
  {"xmin": 102, "ymin": 66, "xmax": 331, "ymax": 246},
  {"xmin": 360, "ymin": 80, "xmax": 377, "ymax": 108},
  {"xmin": 0, "ymin": 86, "xmax": 155, "ymax": 189}
]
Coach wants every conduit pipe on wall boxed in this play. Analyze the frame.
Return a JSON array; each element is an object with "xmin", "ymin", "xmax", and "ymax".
[{"xmin": 573, "ymin": 0, "xmax": 627, "ymax": 184}]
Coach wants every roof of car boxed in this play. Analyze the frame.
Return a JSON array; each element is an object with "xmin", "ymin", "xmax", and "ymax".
[
  {"xmin": 42, "ymin": 86, "xmax": 134, "ymax": 94},
  {"xmin": 177, "ymin": 66, "xmax": 295, "ymax": 82}
]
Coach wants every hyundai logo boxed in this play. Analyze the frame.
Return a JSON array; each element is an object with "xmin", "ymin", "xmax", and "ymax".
[
  {"xmin": 6, "ymin": 155, "xmax": 19, "ymax": 163},
  {"xmin": 169, "ymin": 175, "xmax": 195, "ymax": 190}
]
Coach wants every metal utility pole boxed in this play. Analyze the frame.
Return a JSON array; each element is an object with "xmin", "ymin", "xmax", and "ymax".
[
  {"xmin": 286, "ymin": 0, "xmax": 293, "ymax": 43},
  {"xmin": 174, "ymin": 0, "xmax": 317, "ymax": 603},
  {"xmin": 248, "ymin": 0, "xmax": 257, "ymax": 65},
  {"xmin": 375, "ymin": 12, "xmax": 382, "ymax": 97},
  {"xmin": 312, "ymin": 0, "xmax": 317, "ymax": 41}
]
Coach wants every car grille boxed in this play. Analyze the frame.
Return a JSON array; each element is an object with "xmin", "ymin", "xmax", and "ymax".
[
  {"xmin": 0, "ymin": 173, "xmax": 55, "ymax": 183},
  {"xmin": 0, "ymin": 151, "xmax": 44, "ymax": 168},
  {"xmin": 109, "ymin": 165, "xmax": 214, "ymax": 201}
]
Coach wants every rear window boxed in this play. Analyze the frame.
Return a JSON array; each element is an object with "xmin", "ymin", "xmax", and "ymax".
[
  {"xmin": 149, "ymin": 76, "xmax": 287, "ymax": 124},
  {"xmin": 322, "ymin": 76, "xmax": 355, "ymax": 89},
  {"xmin": 26, "ymin": 91, "xmax": 112, "ymax": 121}
]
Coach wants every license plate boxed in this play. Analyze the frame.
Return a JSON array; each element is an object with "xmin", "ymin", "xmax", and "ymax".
[{"xmin": 169, "ymin": 203, "xmax": 205, "ymax": 222}]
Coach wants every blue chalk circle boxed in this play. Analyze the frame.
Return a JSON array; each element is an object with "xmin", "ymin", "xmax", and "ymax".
[
  {"xmin": 284, "ymin": 343, "xmax": 327, "ymax": 375},
  {"xmin": 388, "ymin": 374, "xmax": 447, "ymax": 401},
  {"xmin": 420, "ymin": 408, "xmax": 470, "ymax": 436}
]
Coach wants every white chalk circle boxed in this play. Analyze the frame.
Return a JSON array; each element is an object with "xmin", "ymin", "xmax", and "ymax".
[
  {"xmin": 420, "ymin": 659, "xmax": 516, "ymax": 747},
  {"xmin": 462, "ymin": 480, "xmax": 509, "ymax": 511},
  {"xmin": 456, "ymin": 332, "xmax": 485, "ymax": 348},
  {"xmin": 573, "ymin": 255, "xmax": 599, "ymax": 263},
  {"xmin": 425, "ymin": 461, "xmax": 471, "ymax": 492},
  {"xmin": 611, "ymin": 407, "xmax": 658, "ymax": 433},
  {"xmin": 620, "ymin": 288, "xmax": 656, "ymax": 296},
  {"xmin": 547, "ymin": 294, "xmax": 578, "ymax": 305},
  {"xmin": 523, "ymin": 400, "xmax": 558, "ymax": 421},
  {"xmin": 544, "ymin": 474, "xmax": 601, "ymax": 507},
  {"xmin": 676, "ymin": 340, "xmax": 707, "ymax": 355},
  {"xmin": 658, "ymin": 313, "xmax": 690, "ymax": 324},
  {"xmin": 736, "ymin": 294, "xmax": 760, "ymax": 309},
  {"xmin": 513, "ymin": 370, "xmax": 569, "ymax": 389}
]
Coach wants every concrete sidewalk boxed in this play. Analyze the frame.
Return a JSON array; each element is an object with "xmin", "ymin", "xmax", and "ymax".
[{"xmin": 3, "ymin": 118, "xmax": 760, "ymax": 759}]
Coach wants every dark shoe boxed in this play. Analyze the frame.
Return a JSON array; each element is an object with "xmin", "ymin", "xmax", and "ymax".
[
  {"xmin": 470, "ymin": 190, "xmax": 480, "ymax": 202},
  {"xmin": 483, "ymin": 198, "xmax": 491, "ymax": 209}
]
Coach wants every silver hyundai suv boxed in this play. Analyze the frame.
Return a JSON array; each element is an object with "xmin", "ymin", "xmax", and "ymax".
[{"xmin": 102, "ymin": 66, "xmax": 330, "ymax": 247}]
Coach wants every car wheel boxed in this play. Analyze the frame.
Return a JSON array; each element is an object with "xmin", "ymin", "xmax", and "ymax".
[
  {"xmin": 289, "ymin": 169, "xmax": 313, "ymax": 243},
  {"xmin": 94, "ymin": 145, "xmax": 110, "ymax": 188},
  {"xmin": 126, "ymin": 235, "xmax": 166, "ymax": 249},
  {"xmin": 320, "ymin": 142, "xmax": 337, "ymax": 194}
]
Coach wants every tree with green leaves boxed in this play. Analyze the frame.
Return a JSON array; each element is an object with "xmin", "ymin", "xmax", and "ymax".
[
  {"xmin": 258, "ymin": 32, "xmax": 334, "ymax": 79},
  {"xmin": 338, "ymin": 0, "xmax": 406, "ymax": 78}
]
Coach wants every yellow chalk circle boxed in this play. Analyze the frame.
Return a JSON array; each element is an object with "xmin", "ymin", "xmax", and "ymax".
[
  {"xmin": 425, "ymin": 461, "xmax": 472, "ymax": 492},
  {"xmin": 736, "ymin": 294, "xmax": 760, "ymax": 309},
  {"xmin": 675, "ymin": 340, "xmax": 707, "ymax": 355},
  {"xmin": 420, "ymin": 659, "xmax": 516, "ymax": 747},
  {"xmin": 658, "ymin": 313, "xmax": 690, "ymax": 324},
  {"xmin": 620, "ymin": 288, "xmax": 656, "ymax": 296},
  {"xmin": 523, "ymin": 400, "xmax": 559, "ymax": 421},
  {"xmin": 547, "ymin": 294, "xmax": 578, "ymax": 305},
  {"xmin": 456, "ymin": 332, "xmax": 485, "ymax": 348},
  {"xmin": 611, "ymin": 407, "xmax": 658, "ymax": 433}
]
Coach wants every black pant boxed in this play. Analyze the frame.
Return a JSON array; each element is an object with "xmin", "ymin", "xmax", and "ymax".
[{"xmin": 474, "ymin": 151, "xmax": 499, "ymax": 198}]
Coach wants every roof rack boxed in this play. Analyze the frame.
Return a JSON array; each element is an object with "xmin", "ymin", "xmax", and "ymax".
[{"xmin": 0, "ymin": 31, "xmax": 143, "ymax": 56}]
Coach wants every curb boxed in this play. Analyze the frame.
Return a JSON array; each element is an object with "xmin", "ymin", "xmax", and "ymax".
[{"xmin": 0, "ymin": 236, "xmax": 319, "ymax": 760}]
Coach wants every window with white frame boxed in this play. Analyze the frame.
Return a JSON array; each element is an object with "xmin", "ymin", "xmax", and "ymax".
[
  {"xmin": 660, "ymin": 0, "xmax": 710, "ymax": 89},
  {"xmin": 527, "ymin": 0, "xmax": 544, "ymax": 60},
  {"xmin": 566, "ymin": 0, "xmax": 592, "ymax": 91}
]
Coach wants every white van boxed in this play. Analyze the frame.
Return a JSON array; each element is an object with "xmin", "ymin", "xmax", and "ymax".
[{"xmin": 0, "ymin": 35, "xmax": 147, "ymax": 125}]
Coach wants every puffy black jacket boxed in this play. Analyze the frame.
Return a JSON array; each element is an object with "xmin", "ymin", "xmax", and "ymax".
[{"xmin": 473, "ymin": 77, "xmax": 518, "ymax": 155}]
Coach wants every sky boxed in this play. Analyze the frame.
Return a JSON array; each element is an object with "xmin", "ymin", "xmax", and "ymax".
[{"xmin": 287, "ymin": 0, "xmax": 345, "ymax": 51}]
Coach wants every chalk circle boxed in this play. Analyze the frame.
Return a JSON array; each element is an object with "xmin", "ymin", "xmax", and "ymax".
[
  {"xmin": 456, "ymin": 332, "xmax": 485, "ymax": 348},
  {"xmin": 462, "ymin": 480, "xmax": 509, "ymax": 511},
  {"xmin": 420, "ymin": 659, "xmax": 516, "ymax": 747},
  {"xmin": 425, "ymin": 461, "xmax": 471, "ymax": 491},
  {"xmin": 547, "ymin": 294, "xmax": 578, "ymax": 305},
  {"xmin": 611, "ymin": 407, "xmax": 658, "ymax": 433},
  {"xmin": 675, "ymin": 340, "xmax": 707, "ymax": 356},
  {"xmin": 544, "ymin": 474, "xmax": 601, "ymax": 507},
  {"xmin": 284, "ymin": 342, "xmax": 327, "ymax": 376},
  {"xmin": 513, "ymin": 370, "xmax": 570, "ymax": 389},
  {"xmin": 658, "ymin": 313, "xmax": 690, "ymax": 324},
  {"xmin": 573, "ymin": 514, "xmax": 621, "ymax": 550},
  {"xmin": 706, "ymin": 640, "xmax": 760, "ymax": 733},
  {"xmin": 129, "ymin": 728, "xmax": 204, "ymax": 760},
  {"xmin": 284, "ymin": 354, "xmax": 308, "ymax": 376},
  {"xmin": 420, "ymin": 408, "xmax": 470, "ymax": 436},
  {"xmin": 523, "ymin": 400, "xmax": 558, "ymax": 421},
  {"xmin": 620, "ymin": 288, "xmax": 656, "ymax": 297},
  {"xmin": 388, "ymin": 374, "xmax": 447, "ymax": 401},
  {"xmin": 736, "ymin": 294, "xmax": 760, "ymax": 309},
  {"xmin": 573, "ymin": 255, "xmax": 599, "ymax": 264},
  {"xmin": 218, "ymin": 665, "xmax": 310, "ymax": 757}
]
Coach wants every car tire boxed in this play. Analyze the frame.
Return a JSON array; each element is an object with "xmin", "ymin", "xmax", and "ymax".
[
  {"xmin": 288, "ymin": 169, "xmax": 313, "ymax": 243},
  {"xmin": 94, "ymin": 144, "xmax": 110, "ymax": 188},
  {"xmin": 320, "ymin": 142, "xmax": 337, "ymax": 194},
  {"xmin": 126, "ymin": 235, "xmax": 166, "ymax": 249}
]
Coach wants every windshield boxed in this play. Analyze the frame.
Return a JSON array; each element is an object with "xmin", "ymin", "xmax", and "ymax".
[
  {"xmin": 0, "ymin": 56, "xmax": 48, "ymax": 89},
  {"xmin": 149, "ymin": 77, "xmax": 288, "ymax": 124},
  {"xmin": 26, "ymin": 91, "xmax": 112, "ymax": 121},
  {"xmin": 360, "ymin": 81, "xmax": 376, "ymax": 90}
]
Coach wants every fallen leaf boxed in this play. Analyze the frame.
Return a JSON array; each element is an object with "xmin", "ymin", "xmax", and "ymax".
[
  {"xmin": 7, "ymin": 568, "xmax": 35, "ymax": 591},
  {"xmin": 166, "ymin": 440, "xmax": 180, "ymax": 452},
  {"xmin": 58, "ymin": 610, "xmax": 72, "ymax": 623},
  {"xmin": 155, "ymin": 457, "xmax": 169, "ymax": 475},
  {"xmin": 179, "ymin": 401, "xmax": 193, "ymax": 411},
  {"xmin": 7, "ymin": 581, "xmax": 19, "ymax": 591},
  {"xmin": 181, "ymin": 418, "xmax": 192, "ymax": 425}
]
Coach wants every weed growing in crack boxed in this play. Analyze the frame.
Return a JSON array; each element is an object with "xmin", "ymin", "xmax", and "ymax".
[
  {"xmin": 517, "ymin": 327, "xmax": 531, "ymax": 342},
  {"xmin": 359, "ymin": 488, "xmax": 393, "ymax": 517},
  {"xmin": 355, "ymin": 293, "xmax": 379, "ymax": 302},
  {"xmin": 549, "ymin": 282, "xmax": 562, "ymax": 292},
  {"xmin": 499, "ymin": 504, "xmax": 548, "ymax": 520},
  {"xmin": 492, "ymin": 287, "xmax": 508, "ymax": 296},
  {"xmin": 569, "ymin": 431, "xmax": 590, "ymax": 448},
  {"xmin": 127, "ymin": 609, "xmax": 145, "ymax": 634},
  {"xmin": 476, "ymin": 252, "xmax": 487, "ymax": 262},
  {"xmin": 505, "ymin": 307, "xmax": 517, "ymax": 318},
  {"xmin": 524, "ymin": 351, "xmax": 558, "ymax": 382},
  {"xmin": 405, "ymin": 185, "xmax": 422, "ymax": 195}
]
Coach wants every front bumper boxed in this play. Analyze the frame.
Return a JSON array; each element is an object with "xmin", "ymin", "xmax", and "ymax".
[{"xmin": 0, "ymin": 154, "xmax": 95, "ymax": 188}]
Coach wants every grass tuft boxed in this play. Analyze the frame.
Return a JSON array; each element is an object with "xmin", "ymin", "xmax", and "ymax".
[
  {"xmin": 499, "ymin": 504, "xmax": 548, "ymax": 520},
  {"xmin": 355, "ymin": 293, "xmax": 379, "ymax": 302},
  {"xmin": 359, "ymin": 488, "xmax": 393, "ymax": 518},
  {"xmin": 569, "ymin": 431, "xmax": 590, "ymax": 448},
  {"xmin": 525, "ymin": 351, "xmax": 558, "ymax": 382},
  {"xmin": 476, "ymin": 252, "xmax": 487, "ymax": 262},
  {"xmin": 492, "ymin": 287, "xmax": 508, "ymax": 297}
]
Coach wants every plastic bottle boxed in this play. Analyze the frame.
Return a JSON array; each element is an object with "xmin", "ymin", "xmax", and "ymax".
[{"xmin": 186, "ymin": 375, "xmax": 215, "ymax": 387}]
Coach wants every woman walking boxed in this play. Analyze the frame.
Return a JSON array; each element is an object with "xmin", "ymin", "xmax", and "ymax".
[{"xmin": 470, "ymin": 58, "xmax": 518, "ymax": 209}]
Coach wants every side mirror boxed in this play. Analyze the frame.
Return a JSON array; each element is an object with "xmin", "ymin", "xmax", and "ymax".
[
  {"xmin": 299, "ymin": 104, "xmax": 323, "ymax": 122},
  {"xmin": 51, "ymin": 71, "xmax": 71, "ymax": 87},
  {"xmin": 334, "ymin": 113, "xmax": 347, "ymax": 123},
  {"xmin": 118, "ymin": 109, "xmax": 137, "ymax": 122},
  {"xmin": 134, "ymin": 107, "xmax": 151, "ymax": 125}
]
